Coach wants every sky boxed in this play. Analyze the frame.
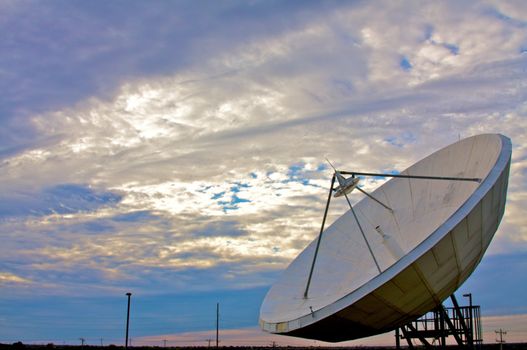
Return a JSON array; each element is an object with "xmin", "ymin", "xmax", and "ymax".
[{"xmin": 0, "ymin": 0, "xmax": 526, "ymax": 346}]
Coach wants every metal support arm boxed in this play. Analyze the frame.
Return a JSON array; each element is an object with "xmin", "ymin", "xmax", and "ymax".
[
  {"xmin": 340, "ymin": 171, "xmax": 481, "ymax": 183},
  {"xmin": 304, "ymin": 174, "xmax": 336, "ymax": 299}
]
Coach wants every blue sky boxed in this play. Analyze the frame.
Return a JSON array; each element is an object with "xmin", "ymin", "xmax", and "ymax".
[{"xmin": 1, "ymin": 0, "xmax": 527, "ymax": 346}]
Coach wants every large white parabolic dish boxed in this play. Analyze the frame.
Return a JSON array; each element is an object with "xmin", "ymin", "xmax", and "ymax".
[{"xmin": 259, "ymin": 134, "xmax": 511, "ymax": 342}]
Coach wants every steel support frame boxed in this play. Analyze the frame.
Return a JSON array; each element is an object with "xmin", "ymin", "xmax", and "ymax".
[{"xmin": 396, "ymin": 294, "xmax": 478, "ymax": 350}]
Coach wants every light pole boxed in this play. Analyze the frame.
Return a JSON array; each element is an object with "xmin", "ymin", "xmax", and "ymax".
[
  {"xmin": 125, "ymin": 292, "xmax": 132, "ymax": 349},
  {"xmin": 216, "ymin": 302, "xmax": 219, "ymax": 348},
  {"xmin": 463, "ymin": 293, "xmax": 473, "ymax": 348}
]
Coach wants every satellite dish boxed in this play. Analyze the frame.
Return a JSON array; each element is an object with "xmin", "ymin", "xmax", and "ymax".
[{"xmin": 259, "ymin": 134, "xmax": 511, "ymax": 342}]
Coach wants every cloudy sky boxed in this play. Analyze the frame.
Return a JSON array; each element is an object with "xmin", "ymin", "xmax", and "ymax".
[{"xmin": 1, "ymin": 0, "xmax": 526, "ymax": 346}]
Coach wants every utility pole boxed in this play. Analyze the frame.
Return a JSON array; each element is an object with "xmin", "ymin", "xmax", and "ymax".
[
  {"xmin": 496, "ymin": 329, "xmax": 507, "ymax": 350},
  {"xmin": 216, "ymin": 302, "xmax": 220, "ymax": 348},
  {"xmin": 125, "ymin": 292, "xmax": 132, "ymax": 349},
  {"xmin": 207, "ymin": 339, "xmax": 212, "ymax": 348},
  {"xmin": 163, "ymin": 339, "xmax": 167, "ymax": 347},
  {"xmin": 100, "ymin": 338, "xmax": 104, "ymax": 346},
  {"xmin": 79, "ymin": 338, "xmax": 85, "ymax": 350}
]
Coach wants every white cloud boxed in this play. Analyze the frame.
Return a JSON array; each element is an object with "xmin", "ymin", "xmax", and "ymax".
[
  {"xmin": 0, "ymin": 1, "xmax": 526, "ymax": 304},
  {"xmin": 0, "ymin": 272, "xmax": 31, "ymax": 285}
]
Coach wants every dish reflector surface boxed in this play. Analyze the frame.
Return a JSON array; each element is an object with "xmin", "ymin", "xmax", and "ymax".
[{"xmin": 259, "ymin": 134, "xmax": 511, "ymax": 342}]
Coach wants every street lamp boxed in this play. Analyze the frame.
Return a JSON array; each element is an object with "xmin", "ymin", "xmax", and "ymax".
[
  {"xmin": 463, "ymin": 293, "xmax": 473, "ymax": 348},
  {"xmin": 125, "ymin": 292, "xmax": 132, "ymax": 349}
]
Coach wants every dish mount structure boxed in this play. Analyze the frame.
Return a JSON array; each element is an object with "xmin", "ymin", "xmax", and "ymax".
[{"xmin": 260, "ymin": 134, "xmax": 511, "ymax": 344}]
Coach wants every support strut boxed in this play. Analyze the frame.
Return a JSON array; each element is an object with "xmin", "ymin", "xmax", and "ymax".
[
  {"xmin": 342, "ymin": 190, "xmax": 382, "ymax": 274},
  {"xmin": 304, "ymin": 174, "xmax": 336, "ymax": 299},
  {"xmin": 355, "ymin": 186, "xmax": 393, "ymax": 212},
  {"xmin": 340, "ymin": 171, "xmax": 481, "ymax": 183}
]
